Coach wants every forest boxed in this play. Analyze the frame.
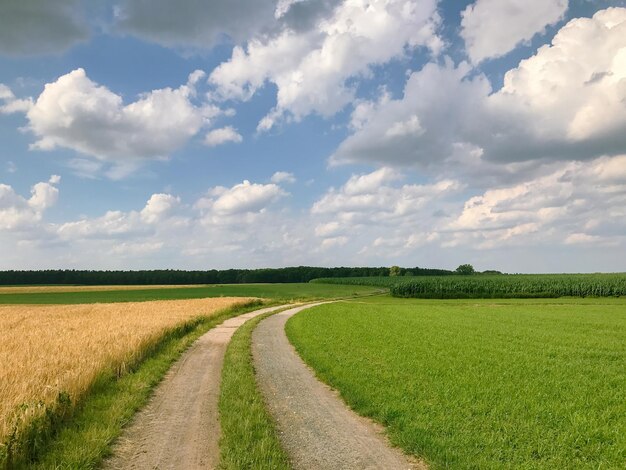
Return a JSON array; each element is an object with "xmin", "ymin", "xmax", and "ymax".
[{"xmin": 0, "ymin": 266, "xmax": 454, "ymax": 285}]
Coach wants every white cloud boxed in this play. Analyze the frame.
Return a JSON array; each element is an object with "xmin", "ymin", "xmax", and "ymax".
[
  {"xmin": 0, "ymin": 0, "xmax": 88, "ymax": 56},
  {"xmin": 385, "ymin": 114, "xmax": 423, "ymax": 138},
  {"xmin": 210, "ymin": 0, "xmax": 442, "ymax": 129},
  {"xmin": 447, "ymin": 155, "xmax": 626, "ymax": 249},
  {"xmin": 342, "ymin": 167, "xmax": 401, "ymax": 195},
  {"xmin": 484, "ymin": 7, "xmax": 626, "ymax": 162},
  {"xmin": 57, "ymin": 192, "xmax": 186, "ymax": 240},
  {"xmin": 270, "ymin": 171, "xmax": 296, "ymax": 184},
  {"xmin": 26, "ymin": 68, "xmax": 208, "ymax": 161},
  {"xmin": 49, "ymin": 178, "xmax": 298, "ymax": 268},
  {"xmin": 4, "ymin": 159, "xmax": 625, "ymax": 271},
  {"xmin": 461, "ymin": 0, "xmax": 568, "ymax": 64},
  {"xmin": 332, "ymin": 8, "xmax": 626, "ymax": 170},
  {"xmin": 321, "ymin": 236, "xmax": 348, "ymax": 249},
  {"xmin": 140, "ymin": 194, "xmax": 181, "ymax": 224},
  {"xmin": 109, "ymin": 241, "xmax": 164, "ymax": 255},
  {"xmin": 204, "ymin": 126, "xmax": 243, "ymax": 147},
  {"xmin": 57, "ymin": 210, "xmax": 147, "ymax": 239},
  {"xmin": 312, "ymin": 168, "xmax": 463, "ymax": 248},
  {"xmin": 315, "ymin": 221, "xmax": 342, "ymax": 237},
  {"xmin": 204, "ymin": 180, "xmax": 288, "ymax": 216},
  {"xmin": 0, "ymin": 176, "xmax": 60, "ymax": 231},
  {"xmin": 331, "ymin": 59, "xmax": 491, "ymax": 167},
  {"xmin": 0, "ymin": 84, "xmax": 32, "ymax": 114},
  {"xmin": 564, "ymin": 233, "xmax": 603, "ymax": 245}
]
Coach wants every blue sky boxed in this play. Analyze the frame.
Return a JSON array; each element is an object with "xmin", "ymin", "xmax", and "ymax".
[{"xmin": 1, "ymin": 0, "xmax": 626, "ymax": 272}]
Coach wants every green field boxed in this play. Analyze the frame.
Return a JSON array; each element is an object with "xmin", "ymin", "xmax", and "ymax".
[
  {"xmin": 286, "ymin": 297, "xmax": 626, "ymax": 469},
  {"xmin": 313, "ymin": 273, "xmax": 626, "ymax": 298},
  {"xmin": 0, "ymin": 283, "xmax": 380, "ymax": 304}
]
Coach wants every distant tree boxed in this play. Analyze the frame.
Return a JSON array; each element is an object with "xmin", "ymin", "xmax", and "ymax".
[
  {"xmin": 389, "ymin": 265, "xmax": 401, "ymax": 277},
  {"xmin": 455, "ymin": 264, "xmax": 475, "ymax": 275},
  {"xmin": 403, "ymin": 271, "xmax": 414, "ymax": 276}
]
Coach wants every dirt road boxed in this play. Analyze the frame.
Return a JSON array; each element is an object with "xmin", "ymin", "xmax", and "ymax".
[
  {"xmin": 103, "ymin": 304, "xmax": 287, "ymax": 470},
  {"xmin": 252, "ymin": 304, "xmax": 423, "ymax": 470}
]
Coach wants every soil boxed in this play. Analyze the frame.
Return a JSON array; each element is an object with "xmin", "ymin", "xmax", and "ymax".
[
  {"xmin": 252, "ymin": 304, "xmax": 425, "ymax": 470},
  {"xmin": 103, "ymin": 304, "xmax": 287, "ymax": 470}
]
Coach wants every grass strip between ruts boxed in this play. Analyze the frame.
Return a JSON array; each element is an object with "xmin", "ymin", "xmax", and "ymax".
[
  {"xmin": 219, "ymin": 309, "xmax": 292, "ymax": 470},
  {"xmin": 13, "ymin": 299, "xmax": 271, "ymax": 470}
]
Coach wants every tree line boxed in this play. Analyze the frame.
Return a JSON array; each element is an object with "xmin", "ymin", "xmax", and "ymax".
[{"xmin": 0, "ymin": 266, "xmax": 455, "ymax": 285}]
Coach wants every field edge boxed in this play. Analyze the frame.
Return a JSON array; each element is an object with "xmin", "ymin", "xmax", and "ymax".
[{"xmin": 4, "ymin": 299, "xmax": 270, "ymax": 470}]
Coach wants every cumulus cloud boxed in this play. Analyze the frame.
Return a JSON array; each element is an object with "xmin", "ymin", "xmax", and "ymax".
[
  {"xmin": 312, "ymin": 168, "xmax": 463, "ymax": 251},
  {"xmin": 0, "ymin": 84, "xmax": 33, "ymax": 114},
  {"xmin": 447, "ymin": 155, "xmax": 626, "ymax": 249},
  {"xmin": 198, "ymin": 180, "xmax": 288, "ymax": 216},
  {"xmin": 331, "ymin": 59, "xmax": 491, "ymax": 167},
  {"xmin": 461, "ymin": 0, "xmax": 568, "ymax": 64},
  {"xmin": 210, "ymin": 0, "xmax": 442, "ymax": 129},
  {"xmin": 306, "ymin": 155, "xmax": 626, "ymax": 265},
  {"xmin": 58, "ymin": 192, "xmax": 185, "ymax": 239},
  {"xmin": 57, "ymin": 210, "xmax": 149, "ymax": 239},
  {"xmin": 140, "ymin": 194, "xmax": 181, "ymax": 224},
  {"xmin": 204, "ymin": 126, "xmax": 243, "ymax": 147},
  {"xmin": 25, "ymin": 68, "xmax": 211, "ymax": 165},
  {"xmin": 47, "ymin": 178, "xmax": 300, "ymax": 267},
  {"xmin": 484, "ymin": 7, "xmax": 626, "ymax": 162},
  {"xmin": 4, "ymin": 161, "xmax": 625, "ymax": 271},
  {"xmin": 333, "ymin": 8, "xmax": 626, "ymax": 171},
  {"xmin": 270, "ymin": 171, "xmax": 296, "ymax": 184},
  {"xmin": 312, "ymin": 175, "xmax": 461, "ymax": 223},
  {"xmin": 0, "ymin": 176, "xmax": 60, "ymax": 231},
  {"xmin": 0, "ymin": 0, "xmax": 88, "ymax": 56}
]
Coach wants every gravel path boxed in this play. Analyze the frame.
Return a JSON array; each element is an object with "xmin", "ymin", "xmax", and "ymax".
[
  {"xmin": 253, "ymin": 303, "xmax": 424, "ymax": 470},
  {"xmin": 103, "ymin": 304, "xmax": 288, "ymax": 470}
]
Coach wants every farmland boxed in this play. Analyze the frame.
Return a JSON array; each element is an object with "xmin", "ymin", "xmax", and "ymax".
[
  {"xmin": 312, "ymin": 273, "xmax": 626, "ymax": 298},
  {"xmin": 286, "ymin": 297, "xmax": 626, "ymax": 469},
  {"xmin": 0, "ymin": 297, "xmax": 253, "ymax": 466},
  {"xmin": 0, "ymin": 284, "xmax": 202, "ymax": 294},
  {"xmin": 0, "ymin": 283, "xmax": 379, "ymax": 305}
]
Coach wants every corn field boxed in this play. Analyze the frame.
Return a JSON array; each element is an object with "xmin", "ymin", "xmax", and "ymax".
[{"xmin": 312, "ymin": 274, "xmax": 626, "ymax": 298}]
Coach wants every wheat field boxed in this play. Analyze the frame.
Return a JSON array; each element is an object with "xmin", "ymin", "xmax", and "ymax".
[{"xmin": 0, "ymin": 297, "xmax": 252, "ymax": 446}]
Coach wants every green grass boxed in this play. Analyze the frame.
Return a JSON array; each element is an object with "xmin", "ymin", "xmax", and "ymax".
[
  {"xmin": 218, "ymin": 310, "xmax": 291, "ymax": 470},
  {"xmin": 286, "ymin": 296, "xmax": 626, "ymax": 469},
  {"xmin": 11, "ymin": 300, "xmax": 268, "ymax": 470},
  {"xmin": 0, "ymin": 283, "xmax": 379, "ymax": 304}
]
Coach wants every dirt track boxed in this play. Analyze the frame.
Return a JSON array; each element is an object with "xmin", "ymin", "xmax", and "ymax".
[
  {"xmin": 103, "ymin": 304, "xmax": 287, "ymax": 470},
  {"xmin": 252, "ymin": 304, "xmax": 423, "ymax": 470}
]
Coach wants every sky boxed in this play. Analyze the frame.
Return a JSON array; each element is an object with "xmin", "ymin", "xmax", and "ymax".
[{"xmin": 1, "ymin": 0, "xmax": 626, "ymax": 273}]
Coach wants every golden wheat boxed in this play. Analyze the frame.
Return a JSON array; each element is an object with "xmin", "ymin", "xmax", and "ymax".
[{"xmin": 0, "ymin": 297, "xmax": 252, "ymax": 445}]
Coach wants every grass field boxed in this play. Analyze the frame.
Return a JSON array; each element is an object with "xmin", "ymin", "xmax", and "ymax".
[
  {"xmin": 286, "ymin": 297, "xmax": 626, "ymax": 469},
  {"xmin": 0, "ymin": 283, "xmax": 379, "ymax": 304},
  {"xmin": 0, "ymin": 297, "xmax": 253, "ymax": 466},
  {"xmin": 0, "ymin": 285, "xmax": 203, "ymax": 294}
]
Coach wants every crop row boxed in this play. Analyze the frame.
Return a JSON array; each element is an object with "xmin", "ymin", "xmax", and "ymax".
[{"xmin": 312, "ymin": 274, "xmax": 626, "ymax": 298}]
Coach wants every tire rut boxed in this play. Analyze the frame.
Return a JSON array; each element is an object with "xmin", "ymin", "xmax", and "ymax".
[
  {"xmin": 103, "ymin": 304, "xmax": 288, "ymax": 470},
  {"xmin": 252, "ymin": 303, "xmax": 425, "ymax": 470}
]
